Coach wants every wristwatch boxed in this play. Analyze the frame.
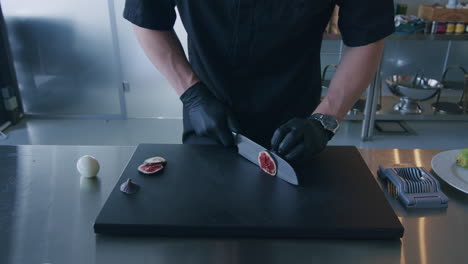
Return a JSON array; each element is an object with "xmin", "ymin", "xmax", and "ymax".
[{"xmin": 309, "ymin": 113, "xmax": 340, "ymax": 135}]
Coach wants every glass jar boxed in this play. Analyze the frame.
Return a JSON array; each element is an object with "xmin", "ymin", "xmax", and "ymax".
[
  {"xmin": 437, "ymin": 22, "xmax": 447, "ymax": 34},
  {"xmin": 446, "ymin": 22, "xmax": 455, "ymax": 34},
  {"xmin": 431, "ymin": 21, "xmax": 438, "ymax": 34},
  {"xmin": 455, "ymin": 22, "xmax": 465, "ymax": 34}
]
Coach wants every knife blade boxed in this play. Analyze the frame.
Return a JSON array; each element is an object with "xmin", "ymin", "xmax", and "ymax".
[{"xmin": 233, "ymin": 132, "xmax": 299, "ymax": 185}]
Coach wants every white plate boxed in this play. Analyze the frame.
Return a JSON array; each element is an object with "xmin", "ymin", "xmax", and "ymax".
[{"xmin": 431, "ymin": 150, "xmax": 468, "ymax": 194}]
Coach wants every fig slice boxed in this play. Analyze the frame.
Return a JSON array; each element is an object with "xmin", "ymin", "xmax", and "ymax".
[
  {"xmin": 258, "ymin": 150, "xmax": 277, "ymax": 176},
  {"xmin": 144, "ymin": 156, "xmax": 167, "ymax": 165},
  {"xmin": 138, "ymin": 163, "xmax": 164, "ymax": 175},
  {"xmin": 120, "ymin": 178, "xmax": 139, "ymax": 194}
]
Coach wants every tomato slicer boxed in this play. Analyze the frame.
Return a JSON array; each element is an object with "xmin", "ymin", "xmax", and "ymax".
[{"xmin": 378, "ymin": 166, "xmax": 449, "ymax": 209}]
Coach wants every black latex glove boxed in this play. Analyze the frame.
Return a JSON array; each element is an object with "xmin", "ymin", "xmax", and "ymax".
[
  {"xmin": 180, "ymin": 82, "xmax": 239, "ymax": 146},
  {"xmin": 270, "ymin": 117, "xmax": 333, "ymax": 161}
]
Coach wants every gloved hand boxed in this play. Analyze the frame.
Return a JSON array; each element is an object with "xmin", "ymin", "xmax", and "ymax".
[
  {"xmin": 180, "ymin": 82, "xmax": 239, "ymax": 146},
  {"xmin": 270, "ymin": 117, "xmax": 333, "ymax": 161}
]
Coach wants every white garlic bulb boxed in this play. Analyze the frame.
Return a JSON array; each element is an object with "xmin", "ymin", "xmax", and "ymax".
[{"xmin": 77, "ymin": 155, "xmax": 100, "ymax": 178}]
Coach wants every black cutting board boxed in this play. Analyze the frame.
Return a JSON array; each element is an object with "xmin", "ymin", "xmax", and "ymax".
[{"xmin": 94, "ymin": 144, "xmax": 403, "ymax": 239}]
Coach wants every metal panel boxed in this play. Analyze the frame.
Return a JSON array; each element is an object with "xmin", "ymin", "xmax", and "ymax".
[
  {"xmin": 0, "ymin": 95, "xmax": 7, "ymax": 127},
  {"xmin": 445, "ymin": 41, "xmax": 468, "ymax": 82},
  {"xmin": 1, "ymin": 0, "xmax": 123, "ymax": 116},
  {"xmin": 381, "ymin": 40, "xmax": 448, "ymax": 79},
  {"xmin": 113, "ymin": 0, "xmax": 185, "ymax": 118},
  {"xmin": 380, "ymin": 40, "xmax": 448, "ymax": 96}
]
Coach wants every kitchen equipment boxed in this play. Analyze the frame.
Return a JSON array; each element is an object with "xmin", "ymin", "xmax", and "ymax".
[
  {"xmin": 394, "ymin": 15, "xmax": 426, "ymax": 33},
  {"xmin": 432, "ymin": 150, "xmax": 468, "ymax": 194},
  {"xmin": 418, "ymin": 4, "xmax": 468, "ymax": 23},
  {"xmin": 94, "ymin": 144, "xmax": 404, "ymax": 239},
  {"xmin": 234, "ymin": 132, "xmax": 298, "ymax": 185},
  {"xmin": 322, "ymin": 64, "xmax": 377, "ymax": 114},
  {"xmin": 432, "ymin": 66, "xmax": 468, "ymax": 114},
  {"xmin": 321, "ymin": 64, "xmax": 337, "ymax": 91},
  {"xmin": 378, "ymin": 166, "xmax": 449, "ymax": 208},
  {"xmin": 349, "ymin": 99, "xmax": 367, "ymax": 114},
  {"xmin": 385, "ymin": 73, "xmax": 443, "ymax": 114}
]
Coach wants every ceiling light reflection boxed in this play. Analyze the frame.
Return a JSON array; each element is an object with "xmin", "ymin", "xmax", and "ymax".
[
  {"xmin": 419, "ymin": 217, "xmax": 427, "ymax": 264},
  {"xmin": 393, "ymin": 149, "xmax": 401, "ymax": 164},
  {"xmin": 414, "ymin": 149, "xmax": 423, "ymax": 167}
]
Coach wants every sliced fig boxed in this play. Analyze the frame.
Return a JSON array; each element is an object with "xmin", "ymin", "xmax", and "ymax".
[
  {"xmin": 138, "ymin": 163, "xmax": 164, "ymax": 175},
  {"xmin": 144, "ymin": 156, "xmax": 167, "ymax": 165},
  {"xmin": 258, "ymin": 150, "xmax": 277, "ymax": 176}
]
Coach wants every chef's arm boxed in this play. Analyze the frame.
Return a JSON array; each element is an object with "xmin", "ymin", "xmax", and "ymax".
[
  {"xmin": 133, "ymin": 25, "xmax": 199, "ymax": 96},
  {"xmin": 313, "ymin": 40, "xmax": 385, "ymax": 122}
]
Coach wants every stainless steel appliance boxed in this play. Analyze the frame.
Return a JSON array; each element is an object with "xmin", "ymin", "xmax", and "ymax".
[
  {"xmin": 432, "ymin": 66, "xmax": 468, "ymax": 114},
  {"xmin": 385, "ymin": 73, "xmax": 443, "ymax": 114}
]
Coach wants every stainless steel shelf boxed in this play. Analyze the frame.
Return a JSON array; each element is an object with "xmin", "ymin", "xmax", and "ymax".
[
  {"xmin": 344, "ymin": 113, "xmax": 364, "ymax": 121},
  {"xmin": 320, "ymin": 95, "xmax": 365, "ymax": 121},
  {"xmin": 323, "ymin": 33, "xmax": 468, "ymax": 41},
  {"xmin": 322, "ymin": 31, "xmax": 468, "ymax": 141},
  {"xmin": 388, "ymin": 33, "xmax": 468, "ymax": 41},
  {"xmin": 375, "ymin": 96, "xmax": 468, "ymax": 121}
]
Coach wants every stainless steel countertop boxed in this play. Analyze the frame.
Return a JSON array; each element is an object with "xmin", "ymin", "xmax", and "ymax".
[
  {"xmin": 1, "ymin": 145, "xmax": 467, "ymax": 264},
  {"xmin": 323, "ymin": 33, "xmax": 468, "ymax": 41}
]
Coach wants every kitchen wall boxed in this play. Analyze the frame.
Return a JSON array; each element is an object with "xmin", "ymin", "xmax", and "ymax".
[
  {"xmin": 1, "ymin": 0, "xmax": 124, "ymax": 117},
  {"xmin": 2, "ymin": 0, "xmax": 467, "ymax": 118},
  {"xmin": 113, "ymin": 0, "xmax": 185, "ymax": 119}
]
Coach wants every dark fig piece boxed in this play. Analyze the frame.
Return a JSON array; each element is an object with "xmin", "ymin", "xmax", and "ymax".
[{"xmin": 120, "ymin": 178, "xmax": 140, "ymax": 194}]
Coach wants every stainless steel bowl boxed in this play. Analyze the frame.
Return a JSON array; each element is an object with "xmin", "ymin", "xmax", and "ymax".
[
  {"xmin": 385, "ymin": 75, "xmax": 443, "ymax": 101},
  {"xmin": 385, "ymin": 75, "xmax": 443, "ymax": 114}
]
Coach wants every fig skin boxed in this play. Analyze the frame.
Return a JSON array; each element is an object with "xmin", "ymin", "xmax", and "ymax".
[{"xmin": 144, "ymin": 156, "xmax": 167, "ymax": 165}]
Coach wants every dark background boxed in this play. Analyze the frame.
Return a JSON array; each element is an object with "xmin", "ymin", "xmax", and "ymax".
[
  {"xmin": 0, "ymin": 7, "xmax": 9, "ymax": 127},
  {"xmin": 0, "ymin": 3, "xmax": 21, "ymax": 127}
]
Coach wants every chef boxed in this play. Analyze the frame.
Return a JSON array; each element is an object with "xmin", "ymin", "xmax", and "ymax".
[{"xmin": 124, "ymin": 0, "xmax": 394, "ymax": 161}]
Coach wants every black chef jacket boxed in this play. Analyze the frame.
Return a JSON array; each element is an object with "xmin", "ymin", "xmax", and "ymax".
[{"xmin": 124, "ymin": 0, "xmax": 394, "ymax": 147}]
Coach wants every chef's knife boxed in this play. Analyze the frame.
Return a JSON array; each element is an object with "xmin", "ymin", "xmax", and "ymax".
[{"xmin": 233, "ymin": 132, "xmax": 299, "ymax": 185}]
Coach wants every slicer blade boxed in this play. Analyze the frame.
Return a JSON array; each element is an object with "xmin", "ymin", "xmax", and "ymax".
[{"xmin": 378, "ymin": 166, "xmax": 449, "ymax": 209}]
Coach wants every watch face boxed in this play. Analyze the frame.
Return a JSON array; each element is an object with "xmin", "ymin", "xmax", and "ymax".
[{"xmin": 322, "ymin": 115, "xmax": 338, "ymax": 130}]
